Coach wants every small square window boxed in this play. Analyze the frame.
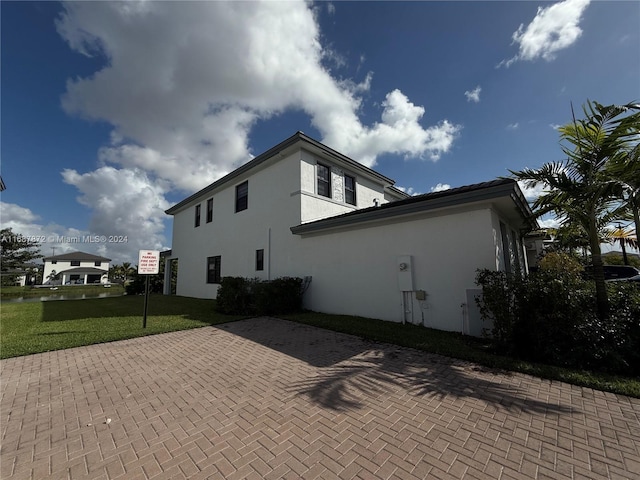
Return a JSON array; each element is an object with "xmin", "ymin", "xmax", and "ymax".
[
  {"xmin": 206, "ymin": 198, "xmax": 213, "ymax": 223},
  {"xmin": 236, "ymin": 181, "xmax": 248, "ymax": 212},
  {"xmin": 51, "ymin": 260, "xmax": 57, "ymax": 265},
  {"xmin": 317, "ymin": 163, "xmax": 331, "ymax": 198},
  {"xmin": 206, "ymin": 256, "xmax": 221, "ymax": 284},
  {"xmin": 256, "ymin": 249, "xmax": 264, "ymax": 271},
  {"xmin": 94, "ymin": 261, "xmax": 101, "ymax": 267},
  {"xmin": 195, "ymin": 204, "xmax": 201, "ymax": 227},
  {"xmin": 70, "ymin": 261, "xmax": 80, "ymax": 266}
]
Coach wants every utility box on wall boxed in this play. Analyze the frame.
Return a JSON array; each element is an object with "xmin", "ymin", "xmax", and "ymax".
[{"xmin": 397, "ymin": 255, "xmax": 414, "ymax": 291}]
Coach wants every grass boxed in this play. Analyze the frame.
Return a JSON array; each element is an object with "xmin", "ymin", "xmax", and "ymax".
[
  {"xmin": 1, "ymin": 284, "xmax": 126, "ymax": 299},
  {"xmin": 280, "ymin": 311, "xmax": 640, "ymax": 398},
  {"xmin": 1, "ymin": 296, "xmax": 638, "ymax": 398},
  {"xmin": 0, "ymin": 295, "xmax": 243, "ymax": 359}
]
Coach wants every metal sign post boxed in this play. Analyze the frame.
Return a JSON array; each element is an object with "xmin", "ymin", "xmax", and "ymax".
[{"xmin": 138, "ymin": 250, "xmax": 160, "ymax": 329}]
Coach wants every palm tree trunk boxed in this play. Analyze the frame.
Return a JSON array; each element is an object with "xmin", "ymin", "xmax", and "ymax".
[
  {"xmin": 633, "ymin": 193, "xmax": 640, "ymax": 253},
  {"xmin": 589, "ymin": 216, "xmax": 609, "ymax": 320}
]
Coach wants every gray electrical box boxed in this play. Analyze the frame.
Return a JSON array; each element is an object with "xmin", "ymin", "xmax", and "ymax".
[{"xmin": 415, "ymin": 290, "xmax": 427, "ymax": 301}]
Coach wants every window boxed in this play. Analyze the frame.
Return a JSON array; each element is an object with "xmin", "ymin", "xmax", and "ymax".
[
  {"xmin": 206, "ymin": 256, "xmax": 221, "ymax": 284},
  {"xmin": 94, "ymin": 261, "xmax": 101, "ymax": 267},
  {"xmin": 317, "ymin": 163, "xmax": 331, "ymax": 198},
  {"xmin": 195, "ymin": 204, "xmax": 201, "ymax": 227},
  {"xmin": 256, "ymin": 249, "xmax": 264, "ymax": 271},
  {"xmin": 206, "ymin": 198, "xmax": 213, "ymax": 223},
  {"xmin": 344, "ymin": 174, "xmax": 356, "ymax": 205},
  {"xmin": 51, "ymin": 261, "xmax": 57, "ymax": 265},
  {"xmin": 235, "ymin": 181, "xmax": 248, "ymax": 212},
  {"xmin": 499, "ymin": 222, "xmax": 512, "ymax": 273},
  {"xmin": 70, "ymin": 261, "xmax": 80, "ymax": 266}
]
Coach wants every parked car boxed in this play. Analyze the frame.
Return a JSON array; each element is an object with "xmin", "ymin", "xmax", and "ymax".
[
  {"xmin": 584, "ymin": 265, "xmax": 640, "ymax": 281},
  {"xmin": 607, "ymin": 274, "xmax": 640, "ymax": 284}
]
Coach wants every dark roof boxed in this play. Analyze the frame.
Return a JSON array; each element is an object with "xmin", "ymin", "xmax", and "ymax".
[
  {"xmin": 291, "ymin": 178, "xmax": 537, "ymax": 234},
  {"xmin": 165, "ymin": 132, "xmax": 405, "ymax": 215},
  {"xmin": 43, "ymin": 251, "xmax": 111, "ymax": 262}
]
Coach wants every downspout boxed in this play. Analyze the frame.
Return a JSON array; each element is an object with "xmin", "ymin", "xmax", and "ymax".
[{"xmin": 267, "ymin": 227, "xmax": 272, "ymax": 281}]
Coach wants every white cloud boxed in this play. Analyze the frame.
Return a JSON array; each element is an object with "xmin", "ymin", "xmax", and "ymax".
[
  {"xmin": 517, "ymin": 180, "xmax": 547, "ymax": 201},
  {"xmin": 538, "ymin": 216, "xmax": 562, "ymax": 230},
  {"xmin": 61, "ymin": 167, "xmax": 170, "ymax": 261},
  {"xmin": 396, "ymin": 186, "xmax": 421, "ymax": 196},
  {"xmin": 498, "ymin": 0, "xmax": 590, "ymax": 68},
  {"xmin": 0, "ymin": 201, "xmax": 93, "ymax": 259},
  {"xmin": 57, "ymin": 1, "xmax": 459, "ymax": 185},
  {"xmin": 430, "ymin": 183, "xmax": 451, "ymax": 192},
  {"xmin": 464, "ymin": 86, "xmax": 481, "ymax": 103},
  {"xmin": 507, "ymin": 122, "xmax": 519, "ymax": 130},
  {"xmin": 549, "ymin": 123, "xmax": 562, "ymax": 130},
  {"xmin": 54, "ymin": 0, "xmax": 462, "ymax": 260}
]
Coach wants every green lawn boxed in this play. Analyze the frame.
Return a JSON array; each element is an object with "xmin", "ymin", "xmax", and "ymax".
[
  {"xmin": 1, "ymin": 284, "xmax": 126, "ymax": 299},
  {"xmin": 0, "ymin": 295, "xmax": 243, "ymax": 359}
]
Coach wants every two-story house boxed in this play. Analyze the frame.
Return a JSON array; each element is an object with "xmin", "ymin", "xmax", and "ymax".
[
  {"xmin": 165, "ymin": 132, "xmax": 536, "ymax": 335},
  {"xmin": 42, "ymin": 251, "xmax": 111, "ymax": 286}
]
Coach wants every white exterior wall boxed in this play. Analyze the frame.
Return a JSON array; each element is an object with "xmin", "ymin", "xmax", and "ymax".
[
  {"xmin": 171, "ymin": 152, "xmax": 303, "ymax": 298},
  {"xmin": 299, "ymin": 151, "xmax": 389, "ymax": 223},
  {"xmin": 171, "ymin": 146, "xmax": 399, "ymax": 298},
  {"xmin": 293, "ymin": 207, "xmax": 500, "ymax": 332},
  {"xmin": 167, "ymin": 137, "xmax": 529, "ymax": 334}
]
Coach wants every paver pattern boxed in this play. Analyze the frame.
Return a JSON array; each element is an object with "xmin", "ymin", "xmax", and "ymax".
[{"xmin": 1, "ymin": 317, "xmax": 639, "ymax": 479}]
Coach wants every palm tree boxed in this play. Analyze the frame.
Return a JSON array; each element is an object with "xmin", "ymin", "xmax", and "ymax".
[
  {"xmin": 605, "ymin": 225, "xmax": 638, "ymax": 265},
  {"xmin": 607, "ymin": 142, "xmax": 640, "ymax": 241},
  {"xmin": 121, "ymin": 262, "xmax": 135, "ymax": 285},
  {"xmin": 511, "ymin": 101, "xmax": 638, "ymax": 319}
]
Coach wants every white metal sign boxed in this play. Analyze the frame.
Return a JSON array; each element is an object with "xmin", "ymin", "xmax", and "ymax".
[{"xmin": 138, "ymin": 250, "xmax": 160, "ymax": 275}]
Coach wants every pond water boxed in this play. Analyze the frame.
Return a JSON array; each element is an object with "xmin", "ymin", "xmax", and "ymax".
[{"xmin": 1, "ymin": 292, "xmax": 126, "ymax": 303}]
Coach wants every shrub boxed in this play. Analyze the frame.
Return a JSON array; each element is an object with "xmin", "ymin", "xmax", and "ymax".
[
  {"xmin": 216, "ymin": 276, "xmax": 304, "ymax": 316},
  {"xmin": 475, "ymin": 268, "xmax": 640, "ymax": 376},
  {"xmin": 216, "ymin": 277, "xmax": 255, "ymax": 315}
]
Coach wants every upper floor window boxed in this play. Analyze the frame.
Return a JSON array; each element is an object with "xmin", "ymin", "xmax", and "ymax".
[
  {"xmin": 206, "ymin": 198, "xmax": 213, "ymax": 223},
  {"xmin": 236, "ymin": 181, "xmax": 248, "ymax": 212},
  {"xmin": 344, "ymin": 174, "xmax": 356, "ymax": 206},
  {"xmin": 195, "ymin": 204, "xmax": 201, "ymax": 227},
  {"xmin": 94, "ymin": 261, "xmax": 101, "ymax": 267},
  {"xmin": 256, "ymin": 249, "xmax": 264, "ymax": 271},
  {"xmin": 71, "ymin": 261, "xmax": 80, "ymax": 266},
  {"xmin": 317, "ymin": 163, "xmax": 331, "ymax": 198},
  {"xmin": 206, "ymin": 255, "xmax": 221, "ymax": 284},
  {"xmin": 51, "ymin": 260, "xmax": 57, "ymax": 265}
]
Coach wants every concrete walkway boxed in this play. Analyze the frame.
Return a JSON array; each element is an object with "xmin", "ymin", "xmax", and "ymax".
[{"xmin": 1, "ymin": 317, "xmax": 639, "ymax": 479}]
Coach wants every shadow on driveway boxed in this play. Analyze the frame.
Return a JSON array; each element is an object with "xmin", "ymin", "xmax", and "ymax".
[{"xmin": 216, "ymin": 318, "xmax": 575, "ymax": 415}]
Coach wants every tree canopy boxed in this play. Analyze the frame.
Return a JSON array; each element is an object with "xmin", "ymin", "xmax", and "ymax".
[
  {"xmin": 511, "ymin": 100, "xmax": 640, "ymax": 319},
  {"xmin": 0, "ymin": 228, "xmax": 43, "ymax": 286}
]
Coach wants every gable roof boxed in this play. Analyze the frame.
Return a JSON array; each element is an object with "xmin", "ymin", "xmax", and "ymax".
[
  {"xmin": 43, "ymin": 251, "xmax": 111, "ymax": 262},
  {"xmin": 291, "ymin": 178, "xmax": 538, "ymax": 235},
  {"xmin": 165, "ymin": 131, "xmax": 407, "ymax": 215}
]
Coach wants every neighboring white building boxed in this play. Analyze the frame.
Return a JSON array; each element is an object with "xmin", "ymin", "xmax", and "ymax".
[
  {"xmin": 165, "ymin": 132, "xmax": 537, "ymax": 335},
  {"xmin": 42, "ymin": 251, "xmax": 111, "ymax": 286}
]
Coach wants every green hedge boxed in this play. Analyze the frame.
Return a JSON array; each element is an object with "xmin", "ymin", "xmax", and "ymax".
[
  {"xmin": 216, "ymin": 276, "xmax": 304, "ymax": 316},
  {"xmin": 475, "ymin": 268, "xmax": 640, "ymax": 376}
]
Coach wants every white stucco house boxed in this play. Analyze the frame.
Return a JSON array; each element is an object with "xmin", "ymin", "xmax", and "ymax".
[
  {"xmin": 165, "ymin": 132, "xmax": 537, "ymax": 335},
  {"xmin": 42, "ymin": 251, "xmax": 111, "ymax": 286}
]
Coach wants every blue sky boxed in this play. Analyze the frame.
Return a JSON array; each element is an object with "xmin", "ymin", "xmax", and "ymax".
[{"xmin": 1, "ymin": 0, "xmax": 638, "ymax": 263}]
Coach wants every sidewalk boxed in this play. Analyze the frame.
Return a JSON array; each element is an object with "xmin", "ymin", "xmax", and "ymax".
[{"xmin": 2, "ymin": 317, "xmax": 639, "ymax": 479}]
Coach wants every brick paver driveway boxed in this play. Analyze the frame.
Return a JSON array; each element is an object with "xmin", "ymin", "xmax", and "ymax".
[{"xmin": 2, "ymin": 318, "xmax": 639, "ymax": 479}]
